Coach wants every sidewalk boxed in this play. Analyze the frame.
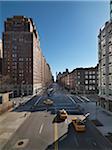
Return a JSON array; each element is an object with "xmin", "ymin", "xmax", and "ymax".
[
  {"xmin": 10, "ymin": 95, "xmax": 33, "ymax": 108},
  {"xmin": 0, "ymin": 90, "xmax": 46, "ymax": 150},
  {"xmin": 80, "ymin": 101, "xmax": 112, "ymax": 137},
  {"xmin": 10, "ymin": 88, "xmax": 45, "ymax": 109},
  {"xmin": 0, "ymin": 111, "xmax": 31, "ymax": 150},
  {"xmin": 68, "ymin": 94, "xmax": 112, "ymax": 142}
]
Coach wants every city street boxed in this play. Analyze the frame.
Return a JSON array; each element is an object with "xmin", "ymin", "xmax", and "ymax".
[
  {"xmin": 2, "ymin": 84, "xmax": 112, "ymax": 150},
  {"xmin": 1, "ymin": 2, "xmax": 112, "ymax": 150}
]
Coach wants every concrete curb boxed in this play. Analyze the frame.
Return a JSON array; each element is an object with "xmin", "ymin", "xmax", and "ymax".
[{"xmin": 88, "ymin": 118, "xmax": 112, "ymax": 147}]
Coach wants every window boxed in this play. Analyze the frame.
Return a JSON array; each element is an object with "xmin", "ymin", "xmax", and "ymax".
[
  {"xmin": 78, "ymin": 75, "xmax": 80, "ymax": 79},
  {"xmin": 85, "ymin": 80, "xmax": 88, "ymax": 84},
  {"xmin": 13, "ymin": 65, "xmax": 17, "ymax": 69},
  {"xmin": 109, "ymin": 45, "xmax": 112, "ymax": 53},
  {"xmin": 12, "ymin": 54, "xmax": 17, "ymax": 58},
  {"xmin": 14, "ymin": 77, "xmax": 17, "ymax": 81},
  {"xmin": 93, "ymin": 75, "xmax": 95, "ymax": 79},
  {"xmin": 85, "ymin": 71, "xmax": 88, "ymax": 74},
  {"xmin": 85, "ymin": 75, "xmax": 88, "ymax": 79},
  {"xmin": 19, "ymin": 58, "xmax": 23, "ymax": 61},
  {"xmin": 85, "ymin": 86, "xmax": 88, "ymax": 90},
  {"xmin": 89, "ymin": 86, "xmax": 92, "ymax": 90},
  {"xmin": 93, "ymin": 80, "xmax": 95, "ymax": 83},
  {"xmin": 89, "ymin": 80, "xmax": 92, "ymax": 84},
  {"xmin": 89, "ymin": 75, "xmax": 92, "ymax": 79},
  {"xmin": 13, "ymin": 45, "xmax": 17, "ymax": 50},
  {"xmin": 29, "ymin": 58, "xmax": 31, "ymax": 61},
  {"xmin": 92, "ymin": 86, "xmax": 95, "ymax": 90},
  {"xmin": 78, "ymin": 72, "xmax": 80, "ymax": 75}
]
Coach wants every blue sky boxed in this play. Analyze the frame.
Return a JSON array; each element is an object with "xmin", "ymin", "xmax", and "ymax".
[{"xmin": 0, "ymin": 1, "xmax": 109, "ymax": 79}]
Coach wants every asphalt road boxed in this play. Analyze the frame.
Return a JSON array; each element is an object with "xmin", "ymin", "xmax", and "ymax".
[{"xmin": 2, "ymin": 84, "xmax": 112, "ymax": 150}]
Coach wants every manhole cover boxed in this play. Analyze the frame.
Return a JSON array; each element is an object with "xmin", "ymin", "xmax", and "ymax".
[
  {"xmin": 18, "ymin": 141, "xmax": 24, "ymax": 145},
  {"xmin": 14, "ymin": 139, "xmax": 29, "ymax": 148}
]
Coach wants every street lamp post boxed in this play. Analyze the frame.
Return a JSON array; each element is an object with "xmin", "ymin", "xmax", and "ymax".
[
  {"xmin": 20, "ymin": 80, "xmax": 25, "ymax": 103},
  {"xmin": 95, "ymin": 100, "xmax": 98, "ymax": 120}
]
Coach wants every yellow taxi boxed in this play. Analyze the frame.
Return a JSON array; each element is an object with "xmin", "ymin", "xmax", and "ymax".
[
  {"xmin": 43, "ymin": 99, "xmax": 53, "ymax": 105},
  {"xmin": 72, "ymin": 117, "xmax": 86, "ymax": 132},
  {"xmin": 59, "ymin": 109, "xmax": 68, "ymax": 120}
]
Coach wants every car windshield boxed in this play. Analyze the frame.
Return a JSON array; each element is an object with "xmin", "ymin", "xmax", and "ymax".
[
  {"xmin": 61, "ymin": 112, "xmax": 66, "ymax": 114},
  {"xmin": 77, "ymin": 122, "xmax": 84, "ymax": 125}
]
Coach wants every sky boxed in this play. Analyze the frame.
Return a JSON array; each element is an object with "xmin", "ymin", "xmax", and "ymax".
[{"xmin": 0, "ymin": 0, "xmax": 110, "ymax": 79}]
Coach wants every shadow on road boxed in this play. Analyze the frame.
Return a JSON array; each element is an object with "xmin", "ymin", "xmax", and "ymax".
[
  {"xmin": 12, "ymin": 95, "xmax": 45, "ymax": 113},
  {"xmin": 52, "ymin": 114, "xmax": 65, "ymax": 123},
  {"xmin": 45, "ymin": 123, "xmax": 78, "ymax": 150}
]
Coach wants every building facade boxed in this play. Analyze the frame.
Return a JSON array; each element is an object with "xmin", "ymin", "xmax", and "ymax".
[
  {"xmin": 57, "ymin": 66, "xmax": 98, "ymax": 94},
  {"xmin": 98, "ymin": 21, "xmax": 112, "ymax": 112},
  {"xmin": 2, "ymin": 16, "xmax": 52, "ymax": 97},
  {"xmin": 0, "ymin": 39, "xmax": 2, "ymax": 58},
  {"xmin": 57, "ymin": 69, "xmax": 69, "ymax": 89},
  {"xmin": 0, "ymin": 39, "xmax": 2, "ymax": 76},
  {"xmin": 73, "ymin": 66, "xmax": 98, "ymax": 94}
]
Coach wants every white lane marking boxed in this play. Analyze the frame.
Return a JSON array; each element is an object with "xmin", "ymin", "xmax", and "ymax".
[
  {"xmin": 39, "ymin": 124, "xmax": 44, "ymax": 134},
  {"xmin": 34, "ymin": 96, "xmax": 42, "ymax": 106},
  {"xmin": 81, "ymin": 96, "xmax": 90, "ymax": 102},
  {"xmin": 67, "ymin": 95, "xmax": 76, "ymax": 104},
  {"xmin": 74, "ymin": 135, "xmax": 79, "ymax": 147},
  {"xmin": 76, "ymin": 96, "xmax": 84, "ymax": 103}
]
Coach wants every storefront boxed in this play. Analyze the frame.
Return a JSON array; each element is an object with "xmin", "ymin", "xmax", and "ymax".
[{"xmin": 99, "ymin": 96, "xmax": 112, "ymax": 112}]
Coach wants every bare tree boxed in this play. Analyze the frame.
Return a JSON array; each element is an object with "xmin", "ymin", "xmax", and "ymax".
[{"xmin": 0, "ymin": 75, "xmax": 13, "ymax": 93}]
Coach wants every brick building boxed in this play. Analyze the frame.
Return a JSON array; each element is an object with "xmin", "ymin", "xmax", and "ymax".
[
  {"xmin": 73, "ymin": 66, "xmax": 98, "ymax": 94},
  {"xmin": 2, "ymin": 16, "xmax": 52, "ymax": 97},
  {"xmin": 0, "ymin": 39, "xmax": 2, "ymax": 75},
  {"xmin": 57, "ymin": 66, "xmax": 98, "ymax": 94},
  {"xmin": 57, "ymin": 69, "xmax": 69, "ymax": 88}
]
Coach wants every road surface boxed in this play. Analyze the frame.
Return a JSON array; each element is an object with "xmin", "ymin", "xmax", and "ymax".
[{"xmin": 2, "ymin": 84, "xmax": 112, "ymax": 150}]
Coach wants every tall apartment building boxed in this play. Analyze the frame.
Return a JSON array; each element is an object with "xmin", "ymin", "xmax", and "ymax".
[
  {"xmin": 98, "ymin": 1, "xmax": 112, "ymax": 112},
  {"xmin": 0, "ymin": 39, "xmax": 2, "ymax": 58},
  {"xmin": 0, "ymin": 39, "xmax": 2, "ymax": 75},
  {"xmin": 98, "ymin": 23, "xmax": 112, "ymax": 110},
  {"xmin": 2, "ymin": 16, "xmax": 52, "ymax": 97}
]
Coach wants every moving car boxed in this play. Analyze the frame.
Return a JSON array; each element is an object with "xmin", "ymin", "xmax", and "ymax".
[
  {"xmin": 72, "ymin": 117, "xmax": 86, "ymax": 132},
  {"xmin": 43, "ymin": 99, "xmax": 53, "ymax": 105},
  {"xmin": 59, "ymin": 109, "xmax": 68, "ymax": 120},
  {"xmin": 72, "ymin": 113, "xmax": 90, "ymax": 132}
]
